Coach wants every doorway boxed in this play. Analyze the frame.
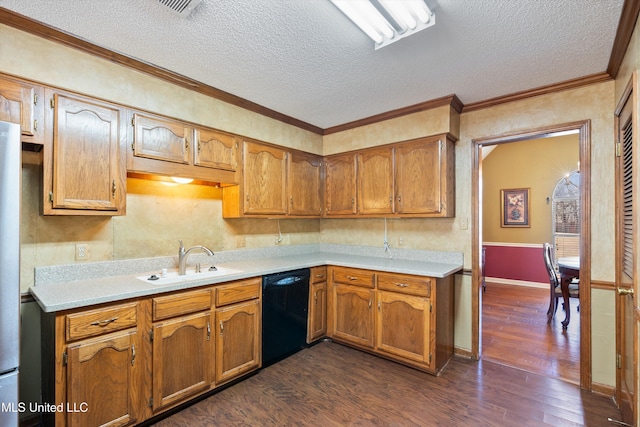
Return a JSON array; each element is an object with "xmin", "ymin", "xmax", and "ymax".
[{"xmin": 472, "ymin": 121, "xmax": 592, "ymax": 389}]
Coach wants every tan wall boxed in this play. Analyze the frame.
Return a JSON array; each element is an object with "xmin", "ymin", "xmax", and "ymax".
[{"xmin": 482, "ymin": 134, "xmax": 579, "ymax": 244}]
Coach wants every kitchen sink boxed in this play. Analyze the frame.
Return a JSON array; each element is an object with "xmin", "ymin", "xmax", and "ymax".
[{"xmin": 136, "ymin": 266, "xmax": 242, "ymax": 285}]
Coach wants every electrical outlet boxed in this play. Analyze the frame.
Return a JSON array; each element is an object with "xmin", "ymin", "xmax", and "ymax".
[
  {"xmin": 459, "ymin": 217, "xmax": 469, "ymax": 230},
  {"xmin": 75, "ymin": 244, "xmax": 90, "ymax": 261},
  {"xmin": 398, "ymin": 236, "xmax": 405, "ymax": 246},
  {"xmin": 236, "ymin": 236, "xmax": 246, "ymax": 248}
]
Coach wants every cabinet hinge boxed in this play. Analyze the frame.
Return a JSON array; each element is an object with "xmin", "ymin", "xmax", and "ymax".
[
  {"xmin": 131, "ymin": 117, "xmax": 135, "ymax": 127},
  {"xmin": 616, "ymin": 142, "xmax": 621, "ymax": 157},
  {"xmin": 33, "ymin": 93, "xmax": 38, "ymax": 105},
  {"xmin": 430, "ymin": 302, "xmax": 433, "ymax": 313},
  {"xmin": 48, "ymin": 191, "xmax": 53, "ymax": 203},
  {"xmin": 62, "ymin": 352, "xmax": 68, "ymax": 366},
  {"xmin": 49, "ymin": 98, "xmax": 55, "ymax": 109},
  {"xmin": 149, "ymin": 397, "xmax": 153, "ymax": 408},
  {"xmin": 149, "ymin": 329, "xmax": 154, "ymax": 342},
  {"xmin": 617, "ymin": 353, "xmax": 622, "ymax": 369},
  {"xmin": 429, "ymin": 353, "xmax": 432, "ymax": 364}
]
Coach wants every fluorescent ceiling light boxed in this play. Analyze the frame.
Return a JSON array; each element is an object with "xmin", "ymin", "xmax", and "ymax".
[{"xmin": 331, "ymin": 0, "xmax": 435, "ymax": 49}]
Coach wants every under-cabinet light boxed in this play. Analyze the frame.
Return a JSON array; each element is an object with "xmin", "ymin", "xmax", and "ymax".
[
  {"xmin": 331, "ymin": 0, "xmax": 435, "ymax": 49},
  {"xmin": 170, "ymin": 177, "xmax": 194, "ymax": 184}
]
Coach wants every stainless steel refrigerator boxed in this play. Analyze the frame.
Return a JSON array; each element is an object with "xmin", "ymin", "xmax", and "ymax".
[{"xmin": 0, "ymin": 121, "xmax": 20, "ymax": 427}]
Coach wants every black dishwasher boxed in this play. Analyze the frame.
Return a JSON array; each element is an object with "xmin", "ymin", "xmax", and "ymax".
[{"xmin": 262, "ymin": 268, "xmax": 310, "ymax": 367}]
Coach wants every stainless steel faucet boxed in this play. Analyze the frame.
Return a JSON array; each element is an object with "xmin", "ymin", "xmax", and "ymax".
[{"xmin": 178, "ymin": 240, "xmax": 214, "ymax": 275}]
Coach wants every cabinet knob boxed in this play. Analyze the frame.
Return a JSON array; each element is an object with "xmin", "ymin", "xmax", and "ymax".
[{"xmin": 396, "ymin": 283, "xmax": 409, "ymax": 288}]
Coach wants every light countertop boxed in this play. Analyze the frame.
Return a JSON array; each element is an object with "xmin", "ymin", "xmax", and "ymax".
[{"xmin": 30, "ymin": 244, "xmax": 463, "ymax": 313}]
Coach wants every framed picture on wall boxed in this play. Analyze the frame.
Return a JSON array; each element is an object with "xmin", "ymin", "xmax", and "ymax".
[{"xmin": 501, "ymin": 188, "xmax": 530, "ymax": 227}]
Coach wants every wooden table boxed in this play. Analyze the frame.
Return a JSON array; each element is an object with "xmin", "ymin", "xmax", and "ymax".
[{"xmin": 557, "ymin": 256, "xmax": 579, "ymax": 329}]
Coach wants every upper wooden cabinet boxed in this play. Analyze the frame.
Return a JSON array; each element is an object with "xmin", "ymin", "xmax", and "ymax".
[
  {"xmin": 0, "ymin": 75, "xmax": 45, "ymax": 145},
  {"xmin": 324, "ymin": 134, "xmax": 455, "ymax": 218},
  {"xmin": 242, "ymin": 140, "xmax": 288, "ymax": 215},
  {"xmin": 357, "ymin": 146, "xmax": 394, "ymax": 215},
  {"xmin": 194, "ymin": 127, "xmax": 238, "ymax": 171},
  {"xmin": 128, "ymin": 112, "xmax": 238, "ymax": 184},
  {"xmin": 395, "ymin": 136, "xmax": 455, "ymax": 216},
  {"xmin": 289, "ymin": 151, "xmax": 323, "ymax": 216},
  {"xmin": 133, "ymin": 113, "xmax": 190, "ymax": 164},
  {"xmin": 324, "ymin": 152, "xmax": 357, "ymax": 216},
  {"xmin": 222, "ymin": 139, "xmax": 323, "ymax": 218},
  {"xmin": 44, "ymin": 90, "xmax": 127, "ymax": 215}
]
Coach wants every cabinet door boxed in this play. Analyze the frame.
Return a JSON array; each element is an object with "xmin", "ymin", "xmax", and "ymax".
[
  {"xmin": 66, "ymin": 330, "xmax": 139, "ymax": 427},
  {"xmin": 325, "ymin": 153, "xmax": 357, "ymax": 216},
  {"xmin": 51, "ymin": 93, "xmax": 124, "ymax": 212},
  {"xmin": 0, "ymin": 76, "xmax": 44, "ymax": 143},
  {"xmin": 288, "ymin": 151, "xmax": 323, "ymax": 216},
  {"xmin": 194, "ymin": 127, "xmax": 238, "ymax": 171},
  {"xmin": 357, "ymin": 147, "xmax": 394, "ymax": 215},
  {"xmin": 152, "ymin": 312, "xmax": 212, "ymax": 412},
  {"xmin": 242, "ymin": 141, "xmax": 287, "ymax": 215},
  {"xmin": 215, "ymin": 299, "xmax": 261, "ymax": 384},
  {"xmin": 133, "ymin": 113, "xmax": 190, "ymax": 164},
  {"xmin": 331, "ymin": 284, "xmax": 374, "ymax": 348},
  {"xmin": 395, "ymin": 138, "xmax": 442, "ymax": 214},
  {"xmin": 376, "ymin": 291, "xmax": 431, "ymax": 365},
  {"xmin": 307, "ymin": 281, "xmax": 327, "ymax": 343}
]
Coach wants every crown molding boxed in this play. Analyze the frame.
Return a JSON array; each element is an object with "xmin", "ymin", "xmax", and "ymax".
[
  {"xmin": 0, "ymin": 7, "xmax": 324, "ymax": 136},
  {"xmin": 607, "ymin": 0, "xmax": 640, "ymax": 77},
  {"xmin": 462, "ymin": 72, "xmax": 613, "ymax": 113}
]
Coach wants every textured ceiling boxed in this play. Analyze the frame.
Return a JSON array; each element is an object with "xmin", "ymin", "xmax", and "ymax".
[{"xmin": 0, "ymin": 0, "xmax": 625, "ymax": 129}]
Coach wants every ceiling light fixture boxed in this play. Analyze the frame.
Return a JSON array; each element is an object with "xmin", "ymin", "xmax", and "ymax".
[
  {"xmin": 330, "ymin": 0, "xmax": 435, "ymax": 49},
  {"xmin": 170, "ymin": 177, "xmax": 194, "ymax": 184}
]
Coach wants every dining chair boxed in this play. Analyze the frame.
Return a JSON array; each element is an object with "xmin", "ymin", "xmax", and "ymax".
[{"xmin": 543, "ymin": 243, "xmax": 579, "ymax": 322}]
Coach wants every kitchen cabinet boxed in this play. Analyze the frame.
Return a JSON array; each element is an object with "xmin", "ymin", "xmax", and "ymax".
[
  {"xmin": 357, "ymin": 146, "xmax": 395, "ymax": 215},
  {"xmin": 307, "ymin": 266, "xmax": 327, "ymax": 343},
  {"xmin": 43, "ymin": 90, "xmax": 127, "ymax": 215},
  {"xmin": 328, "ymin": 267, "xmax": 453, "ymax": 374},
  {"xmin": 240, "ymin": 139, "xmax": 288, "ymax": 215},
  {"xmin": 288, "ymin": 151, "xmax": 323, "ymax": 216},
  {"xmin": 376, "ymin": 273, "xmax": 432, "ymax": 365},
  {"xmin": 132, "ymin": 112, "xmax": 190, "ymax": 164},
  {"xmin": 324, "ymin": 152, "xmax": 357, "ymax": 216},
  {"xmin": 222, "ymin": 140, "xmax": 324, "ymax": 218},
  {"xmin": 214, "ymin": 278, "xmax": 262, "ymax": 384},
  {"xmin": 128, "ymin": 112, "xmax": 237, "ymax": 184},
  {"xmin": 42, "ymin": 301, "xmax": 143, "ymax": 427},
  {"xmin": 394, "ymin": 135, "xmax": 455, "ymax": 216},
  {"xmin": 0, "ymin": 75, "xmax": 45, "ymax": 146},
  {"xmin": 329, "ymin": 267, "xmax": 376, "ymax": 348},
  {"xmin": 193, "ymin": 127, "xmax": 238, "ymax": 171},
  {"xmin": 150, "ymin": 289, "xmax": 213, "ymax": 412}
]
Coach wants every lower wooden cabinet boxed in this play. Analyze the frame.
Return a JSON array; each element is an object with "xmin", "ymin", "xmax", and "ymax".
[
  {"xmin": 65, "ymin": 329, "xmax": 140, "ymax": 427},
  {"xmin": 331, "ymin": 284, "xmax": 375, "ymax": 349},
  {"xmin": 307, "ymin": 266, "xmax": 327, "ymax": 343},
  {"xmin": 215, "ymin": 299, "xmax": 261, "ymax": 384},
  {"xmin": 328, "ymin": 266, "xmax": 453, "ymax": 375},
  {"xmin": 41, "ymin": 278, "xmax": 261, "ymax": 427}
]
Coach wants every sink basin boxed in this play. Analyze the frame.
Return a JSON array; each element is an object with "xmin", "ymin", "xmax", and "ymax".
[{"xmin": 137, "ymin": 266, "xmax": 242, "ymax": 285}]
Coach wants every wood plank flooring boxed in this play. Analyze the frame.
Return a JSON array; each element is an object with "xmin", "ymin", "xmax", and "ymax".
[
  {"xmin": 482, "ymin": 282, "xmax": 580, "ymax": 384},
  {"xmin": 152, "ymin": 341, "xmax": 620, "ymax": 426}
]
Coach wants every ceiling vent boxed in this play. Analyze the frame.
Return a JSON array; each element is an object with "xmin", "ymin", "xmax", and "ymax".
[{"xmin": 156, "ymin": 0, "xmax": 202, "ymax": 17}]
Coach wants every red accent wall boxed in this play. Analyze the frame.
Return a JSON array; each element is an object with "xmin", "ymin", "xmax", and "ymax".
[{"xmin": 483, "ymin": 244, "xmax": 548, "ymax": 283}]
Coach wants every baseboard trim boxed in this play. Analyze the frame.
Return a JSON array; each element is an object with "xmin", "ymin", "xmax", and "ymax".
[
  {"xmin": 485, "ymin": 277, "xmax": 548, "ymax": 289},
  {"xmin": 454, "ymin": 347, "xmax": 475, "ymax": 359},
  {"xmin": 591, "ymin": 382, "xmax": 615, "ymax": 398}
]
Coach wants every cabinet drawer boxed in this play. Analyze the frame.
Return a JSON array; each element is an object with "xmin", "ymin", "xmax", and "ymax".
[
  {"xmin": 66, "ymin": 302, "xmax": 138, "ymax": 341},
  {"xmin": 152, "ymin": 289, "xmax": 212, "ymax": 321},
  {"xmin": 377, "ymin": 273, "xmax": 431, "ymax": 297},
  {"xmin": 331, "ymin": 267, "xmax": 375, "ymax": 288},
  {"xmin": 215, "ymin": 278, "xmax": 261, "ymax": 307},
  {"xmin": 310, "ymin": 266, "xmax": 327, "ymax": 284}
]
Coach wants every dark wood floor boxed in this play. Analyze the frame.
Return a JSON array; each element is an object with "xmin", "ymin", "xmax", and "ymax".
[
  {"xmin": 482, "ymin": 282, "xmax": 580, "ymax": 384},
  {"xmin": 153, "ymin": 341, "xmax": 620, "ymax": 426}
]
